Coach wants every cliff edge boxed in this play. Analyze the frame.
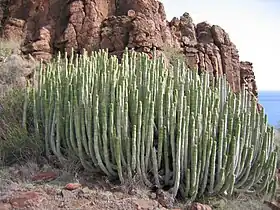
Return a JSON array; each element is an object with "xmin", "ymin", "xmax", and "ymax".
[{"xmin": 0, "ymin": 0, "xmax": 258, "ymax": 98}]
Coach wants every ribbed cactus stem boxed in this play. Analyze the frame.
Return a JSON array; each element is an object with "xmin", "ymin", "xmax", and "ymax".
[
  {"xmin": 114, "ymin": 135, "xmax": 124, "ymax": 184},
  {"xmin": 25, "ymin": 48, "xmax": 277, "ymax": 201},
  {"xmin": 131, "ymin": 125, "xmax": 137, "ymax": 172}
]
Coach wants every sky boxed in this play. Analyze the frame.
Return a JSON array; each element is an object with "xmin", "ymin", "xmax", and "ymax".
[{"xmin": 160, "ymin": 0, "xmax": 280, "ymax": 91}]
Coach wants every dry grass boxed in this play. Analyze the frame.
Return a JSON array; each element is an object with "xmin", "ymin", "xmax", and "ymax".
[
  {"xmin": 162, "ymin": 45, "xmax": 186, "ymax": 67},
  {"xmin": 215, "ymin": 199, "xmax": 271, "ymax": 210},
  {"xmin": 0, "ymin": 38, "xmax": 21, "ymax": 58},
  {"xmin": 0, "ymin": 38, "xmax": 36, "ymax": 96},
  {"xmin": 195, "ymin": 192, "xmax": 273, "ymax": 210},
  {"xmin": 0, "ymin": 55, "xmax": 35, "ymax": 96}
]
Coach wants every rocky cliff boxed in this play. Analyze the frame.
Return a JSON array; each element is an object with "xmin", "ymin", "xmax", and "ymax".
[{"xmin": 0, "ymin": 0, "xmax": 258, "ymax": 98}]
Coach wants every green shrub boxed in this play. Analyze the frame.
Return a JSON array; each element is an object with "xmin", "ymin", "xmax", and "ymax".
[
  {"xmin": 23, "ymin": 48, "xmax": 277, "ymax": 201},
  {"xmin": 0, "ymin": 88, "xmax": 44, "ymax": 165}
]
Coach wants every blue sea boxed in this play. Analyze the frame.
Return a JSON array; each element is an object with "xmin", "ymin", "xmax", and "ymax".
[{"xmin": 258, "ymin": 91, "xmax": 280, "ymax": 127}]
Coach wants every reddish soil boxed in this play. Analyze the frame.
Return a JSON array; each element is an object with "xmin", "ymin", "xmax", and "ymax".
[{"xmin": 0, "ymin": 161, "xmax": 183, "ymax": 210}]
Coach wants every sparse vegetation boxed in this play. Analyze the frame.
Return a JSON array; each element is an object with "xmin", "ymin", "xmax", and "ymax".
[
  {"xmin": 0, "ymin": 40, "xmax": 35, "ymax": 98},
  {"xmin": 215, "ymin": 199, "xmax": 271, "ymax": 210},
  {"xmin": 0, "ymin": 38, "xmax": 21, "ymax": 58},
  {"xmin": 162, "ymin": 45, "xmax": 186, "ymax": 67}
]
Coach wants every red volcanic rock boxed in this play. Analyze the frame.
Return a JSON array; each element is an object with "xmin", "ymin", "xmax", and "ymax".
[
  {"xmin": 64, "ymin": 183, "xmax": 82, "ymax": 191},
  {"xmin": 190, "ymin": 202, "xmax": 212, "ymax": 210},
  {"xmin": 0, "ymin": 0, "xmax": 258, "ymax": 98},
  {"xmin": 31, "ymin": 171, "xmax": 57, "ymax": 182}
]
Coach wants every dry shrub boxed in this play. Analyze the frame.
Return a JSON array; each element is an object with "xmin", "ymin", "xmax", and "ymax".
[
  {"xmin": 0, "ymin": 38, "xmax": 21, "ymax": 58},
  {"xmin": 0, "ymin": 40, "xmax": 36, "ymax": 96},
  {"xmin": 215, "ymin": 199, "xmax": 270, "ymax": 210},
  {"xmin": 202, "ymin": 193, "xmax": 271, "ymax": 210},
  {"xmin": 162, "ymin": 45, "xmax": 186, "ymax": 67}
]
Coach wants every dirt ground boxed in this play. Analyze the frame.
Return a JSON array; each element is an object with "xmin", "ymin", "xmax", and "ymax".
[
  {"xmin": 0, "ymin": 161, "xmax": 185, "ymax": 210},
  {"xmin": 0, "ymin": 160, "xmax": 278, "ymax": 210}
]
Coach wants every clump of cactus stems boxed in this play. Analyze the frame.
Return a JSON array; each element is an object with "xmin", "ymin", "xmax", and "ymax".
[{"xmin": 23, "ymin": 48, "xmax": 278, "ymax": 201}]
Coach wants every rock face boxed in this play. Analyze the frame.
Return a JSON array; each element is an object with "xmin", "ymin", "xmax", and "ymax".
[{"xmin": 0, "ymin": 0, "xmax": 258, "ymax": 98}]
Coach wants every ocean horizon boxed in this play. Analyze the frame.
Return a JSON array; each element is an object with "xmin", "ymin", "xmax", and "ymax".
[{"xmin": 258, "ymin": 90, "xmax": 280, "ymax": 127}]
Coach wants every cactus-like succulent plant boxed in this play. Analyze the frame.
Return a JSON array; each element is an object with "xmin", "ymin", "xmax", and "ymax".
[{"xmin": 24, "ymin": 48, "xmax": 278, "ymax": 201}]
